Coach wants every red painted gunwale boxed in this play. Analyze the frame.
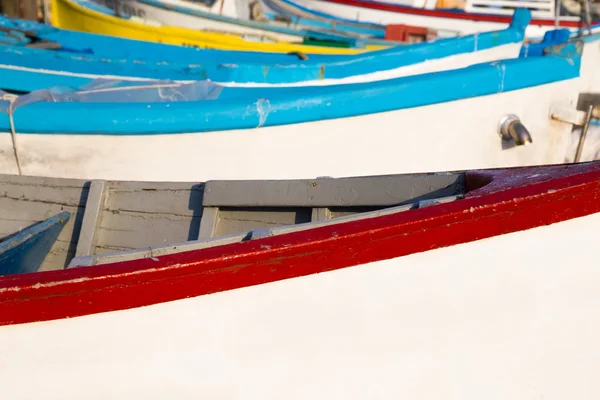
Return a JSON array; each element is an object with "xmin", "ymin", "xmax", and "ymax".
[
  {"xmin": 320, "ymin": 0, "xmax": 597, "ymax": 27},
  {"xmin": 0, "ymin": 162, "xmax": 600, "ymax": 326}
]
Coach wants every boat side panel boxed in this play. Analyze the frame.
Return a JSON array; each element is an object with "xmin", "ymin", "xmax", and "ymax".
[
  {"xmin": 292, "ymin": 0, "xmax": 565, "ymax": 36},
  {"xmin": 0, "ymin": 79, "xmax": 578, "ymax": 181},
  {"xmin": 0, "ymin": 199, "xmax": 599, "ymax": 398},
  {"xmin": 2, "ymin": 55, "xmax": 580, "ymax": 134},
  {"xmin": 580, "ymin": 35, "xmax": 600, "ymax": 93}
]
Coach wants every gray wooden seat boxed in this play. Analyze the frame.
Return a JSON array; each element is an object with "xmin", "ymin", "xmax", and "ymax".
[{"xmin": 199, "ymin": 173, "xmax": 464, "ymax": 238}]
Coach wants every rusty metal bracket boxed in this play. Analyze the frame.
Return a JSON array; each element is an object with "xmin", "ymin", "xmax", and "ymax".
[
  {"xmin": 549, "ymin": 104, "xmax": 599, "ymax": 163},
  {"xmin": 574, "ymin": 105, "xmax": 595, "ymax": 163},
  {"xmin": 550, "ymin": 105, "xmax": 588, "ymax": 126}
]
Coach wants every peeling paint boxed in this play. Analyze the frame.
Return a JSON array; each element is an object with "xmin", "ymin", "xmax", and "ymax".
[
  {"xmin": 319, "ymin": 65, "xmax": 326, "ymax": 80},
  {"xmin": 0, "ymin": 263, "xmax": 186, "ymax": 293},
  {"xmin": 497, "ymin": 63, "xmax": 506, "ymax": 92},
  {"xmin": 256, "ymin": 98, "xmax": 271, "ymax": 128}
]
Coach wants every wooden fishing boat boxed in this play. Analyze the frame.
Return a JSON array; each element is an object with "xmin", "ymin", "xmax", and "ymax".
[
  {"xmin": 1, "ymin": 161, "xmax": 600, "ymax": 398},
  {"xmin": 257, "ymin": 0, "xmax": 389, "ymax": 38},
  {"xmin": 91, "ymin": 0, "xmax": 400, "ymax": 45},
  {"xmin": 258, "ymin": 0, "xmax": 600, "ymax": 93},
  {"xmin": 51, "ymin": 0, "xmax": 387, "ymax": 53},
  {"xmin": 0, "ymin": 10, "xmax": 528, "ymax": 91},
  {"xmin": 518, "ymin": 27, "xmax": 600, "ymax": 94},
  {"xmin": 289, "ymin": 0, "xmax": 600, "ymax": 37},
  {"xmin": 257, "ymin": 0, "xmax": 600, "ymax": 93},
  {"xmin": 0, "ymin": 48, "xmax": 585, "ymax": 181},
  {"xmin": 0, "ymin": 13, "xmax": 347, "ymax": 64}
]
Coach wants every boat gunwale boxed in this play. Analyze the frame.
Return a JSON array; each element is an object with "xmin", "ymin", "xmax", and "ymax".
[
  {"xmin": 0, "ymin": 52, "xmax": 581, "ymax": 135},
  {"xmin": 0, "ymin": 11, "xmax": 527, "ymax": 88}
]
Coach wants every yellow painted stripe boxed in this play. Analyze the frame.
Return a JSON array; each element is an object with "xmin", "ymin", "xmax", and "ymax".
[{"xmin": 52, "ymin": 0, "xmax": 387, "ymax": 54}]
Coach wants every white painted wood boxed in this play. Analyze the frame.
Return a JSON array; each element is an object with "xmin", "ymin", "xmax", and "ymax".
[
  {"xmin": 1, "ymin": 210, "xmax": 600, "ymax": 399},
  {"xmin": 291, "ymin": 0, "xmax": 581, "ymax": 37},
  {"xmin": 466, "ymin": 0, "xmax": 555, "ymax": 18},
  {"xmin": 581, "ymin": 38, "xmax": 600, "ymax": 94},
  {"xmin": 0, "ymin": 64, "xmax": 172, "ymax": 82},
  {"xmin": 222, "ymin": 43, "xmax": 521, "ymax": 86},
  {"xmin": 74, "ymin": 180, "xmax": 107, "ymax": 258},
  {"xmin": 0, "ymin": 79, "xmax": 579, "ymax": 182},
  {"xmin": 197, "ymin": 206, "xmax": 219, "ymax": 238}
]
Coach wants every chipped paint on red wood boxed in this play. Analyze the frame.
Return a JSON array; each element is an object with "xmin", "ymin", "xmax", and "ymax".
[
  {"xmin": 0, "ymin": 163, "xmax": 600, "ymax": 326},
  {"xmin": 321, "ymin": 0, "xmax": 591, "ymax": 27}
]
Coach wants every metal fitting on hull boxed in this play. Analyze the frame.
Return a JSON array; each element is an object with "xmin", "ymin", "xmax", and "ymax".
[{"xmin": 499, "ymin": 115, "xmax": 532, "ymax": 146}]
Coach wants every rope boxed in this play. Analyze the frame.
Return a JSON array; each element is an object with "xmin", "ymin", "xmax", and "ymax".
[{"xmin": 2, "ymin": 93, "xmax": 22, "ymax": 176}]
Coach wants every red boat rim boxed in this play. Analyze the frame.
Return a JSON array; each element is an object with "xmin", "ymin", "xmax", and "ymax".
[
  {"xmin": 0, "ymin": 162, "xmax": 599, "ymax": 326},
  {"xmin": 319, "ymin": 0, "xmax": 599, "ymax": 28}
]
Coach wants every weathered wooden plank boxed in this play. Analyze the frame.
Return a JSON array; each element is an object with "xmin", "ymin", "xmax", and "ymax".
[
  {"xmin": 0, "ymin": 174, "xmax": 87, "ymax": 187},
  {"xmin": 0, "ymin": 178, "xmax": 89, "ymax": 206},
  {"xmin": 38, "ymin": 241, "xmax": 77, "ymax": 272},
  {"xmin": 328, "ymin": 206, "xmax": 390, "ymax": 219},
  {"xmin": 311, "ymin": 208, "xmax": 332, "ymax": 222},
  {"xmin": 198, "ymin": 207, "xmax": 218, "ymax": 239},
  {"xmin": 95, "ymin": 211, "xmax": 202, "ymax": 253},
  {"xmin": 0, "ymin": 226, "xmax": 77, "ymax": 271},
  {"xmin": 0, "ymin": 218, "xmax": 78, "ymax": 245},
  {"xmin": 214, "ymin": 208, "xmax": 312, "ymax": 237},
  {"xmin": 106, "ymin": 183, "xmax": 204, "ymax": 216},
  {"xmin": 0, "ymin": 183, "xmax": 86, "ymax": 270},
  {"xmin": 0, "ymin": 212, "xmax": 71, "ymax": 276},
  {"xmin": 203, "ymin": 174, "xmax": 465, "ymax": 207},
  {"xmin": 0, "ymin": 196, "xmax": 83, "ymax": 219},
  {"xmin": 71, "ymin": 201, "xmax": 428, "ymax": 268},
  {"xmin": 75, "ymin": 180, "xmax": 106, "ymax": 258}
]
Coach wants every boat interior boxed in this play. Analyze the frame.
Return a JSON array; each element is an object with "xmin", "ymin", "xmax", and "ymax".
[{"xmin": 0, "ymin": 171, "xmax": 467, "ymax": 275}]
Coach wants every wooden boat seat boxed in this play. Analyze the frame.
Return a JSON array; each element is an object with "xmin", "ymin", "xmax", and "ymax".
[{"xmin": 199, "ymin": 173, "xmax": 464, "ymax": 239}]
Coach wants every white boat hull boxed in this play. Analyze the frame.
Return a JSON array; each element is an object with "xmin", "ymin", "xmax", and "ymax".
[
  {"xmin": 0, "ymin": 79, "xmax": 579, "ymax": 181},
  {"xmin": 1, "ymin": 204, "xmax": 599, "ymax": 399},
  {"xmin": 581, "ymin": 38, "xmax": 600, "ymax": 94}
]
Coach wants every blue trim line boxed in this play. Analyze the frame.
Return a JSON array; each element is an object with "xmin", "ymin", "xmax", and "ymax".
[
  {"xmin": 0, "ymin": 15, "xmax": 347, "ymax": 63},
  {"xmin": 0, "ymin": 53, "xmax": 580, "ymax": 135},
  {"xmin": 0, "ymin": 10, "xmax": 529, "ymax": 91}
]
